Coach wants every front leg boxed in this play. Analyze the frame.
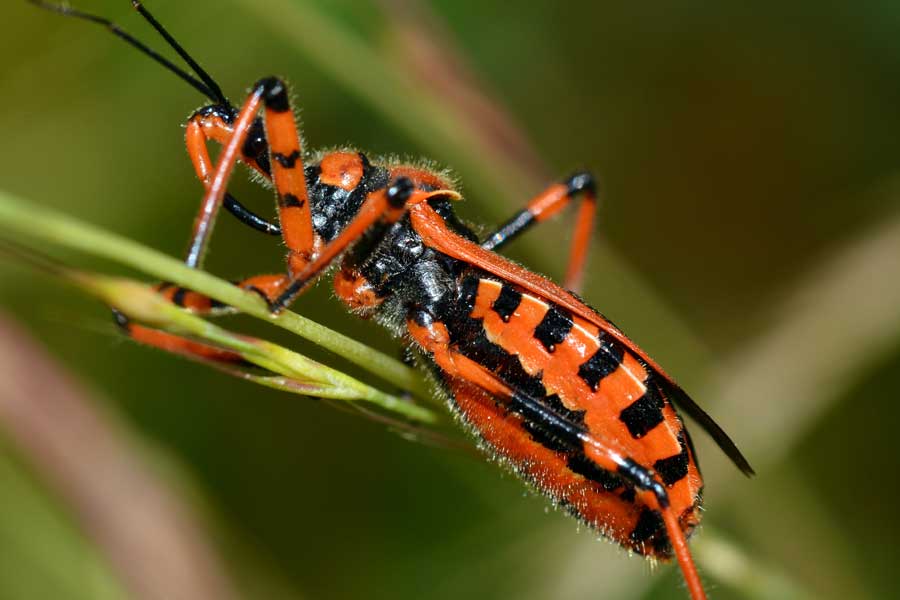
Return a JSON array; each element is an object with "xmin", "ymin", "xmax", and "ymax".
[
  {"xmin": 187, "ymin": 77, "xmax": 318, "ymax": 272},
  {"xmin": 271, "ymin": 177, "xmax": 445, "ymax": 311},
  {"xmin": 117, "ymin": 78, "xmax": 318, "ymax": 360},
  {"xmin": 185, "ymin": 106, "xmax": 281, "ymax": 254}
]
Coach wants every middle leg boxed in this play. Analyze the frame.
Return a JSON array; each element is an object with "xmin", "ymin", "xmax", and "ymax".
[{"xmin": 481, "ymin": 171, "xmax": 597, "ymax": 293}]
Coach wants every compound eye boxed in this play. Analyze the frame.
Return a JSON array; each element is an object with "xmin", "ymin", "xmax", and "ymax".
[{"xmin": 386, "ymin": 177, "xmax": 415, "ymax": 207}]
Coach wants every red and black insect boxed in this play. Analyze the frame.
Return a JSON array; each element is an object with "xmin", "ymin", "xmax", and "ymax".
[{"xmin": 33, "ymin": 2, "xmax": 754, "ymax": 599}]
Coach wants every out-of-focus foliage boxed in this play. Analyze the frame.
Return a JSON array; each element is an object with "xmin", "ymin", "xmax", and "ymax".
[{"xmin": 1, "ymin": 1, "xmax": 899, "ymax": 598}]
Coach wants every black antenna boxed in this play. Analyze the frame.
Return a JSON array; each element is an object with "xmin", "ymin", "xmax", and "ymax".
[
  {"xmin": 130, "ymin": 1, "xmax": 228, "ymax": 106},
  {"xmin": 28, "ymin": 1, "xmax": 228, "ymax": 106}
]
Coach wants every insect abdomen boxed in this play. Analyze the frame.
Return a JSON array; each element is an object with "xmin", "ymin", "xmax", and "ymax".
[{"xmin": 443, "ymin": 274, "xmax": 703, "ymax": 556}]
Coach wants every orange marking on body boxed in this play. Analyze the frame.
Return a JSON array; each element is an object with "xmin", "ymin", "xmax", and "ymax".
[
  {"xmin": 473, "ymin": 280, "xmax": 591, "ymax": 409},
  {"xmin": 319, "ymin": 152, "xmax": 364, "ymax": 190},
  {"xmin": 493, "ymin": 295, "xmax": 551, "ymax": 375},
  {"xmin": 571, "ymin": 314, "xmax": 600, "ymax": 339},
  {"xmin": 582, "ymin": 354, "xmax": 658, "ymax": 461},
  {"xmin": 446, "ymin": 352, "xmax": 706, "ymax": 600},
  {"xmin": 474, "ymin": 282, "xmax": 548, "ymax": 378},
  {"xmin": 637, "ymin": 400, "xmax": 691, "ymax": 467},
  {"xmin": 659, "ymin": 402, "xmax": 703, "ymax": 501},
  {"xmin": 469, "ymin": 278, "xmax": 502, "ymax": 319},
  {"xmin": 597, "ymin": 353, "xmax": 649, "ymax": 415},
  {"xmin": 475, "ymin": 286, "xmax": 664, "ymax": 459},
  {"xmin": 539, "ymin": 317, "xmax": 604, "ymax": 407},
  {"xmin": 447, "ymin": 377, "xmax": 650, "ymax": 551},
  {"xmin": 461, "ymin": 279, "xmax": 700, "ymax": 539},
  {"xmin": 409, "ymin": 203, "xmax": 685, "ymax": 389}
]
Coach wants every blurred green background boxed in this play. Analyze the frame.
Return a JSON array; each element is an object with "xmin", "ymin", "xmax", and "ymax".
[{"xmin": 2, "ymin": 1, "xmax": 900, "ymax": 599}]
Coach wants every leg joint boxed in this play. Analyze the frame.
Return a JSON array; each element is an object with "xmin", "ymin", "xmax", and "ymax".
[
  {"xmin": 564, "ymin": 170, "xmax": 597, "ymax": 196},
  {"xmin": 617, "ymin": 458, "xmax": 670, "ymax": 508},
  {"xmin": 255, "ymin": 76, "xmax": 291, "ymax": 112}
]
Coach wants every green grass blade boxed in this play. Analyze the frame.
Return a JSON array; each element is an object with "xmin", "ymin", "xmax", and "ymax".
[{"xmin": 0, "ymin": 188, "xmax": 430, "ymax": 400}]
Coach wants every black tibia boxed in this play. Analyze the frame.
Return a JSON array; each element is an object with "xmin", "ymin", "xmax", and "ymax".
[
  {"xmin": 617, "ymin": 458, "xmax": 670, "ymax": 508},
  {"xmin": 481, "ymin": 171, "xmax": 597, "ymax": 252},
  {"xmin": 481, "ymin": 209, "xmax": 534, "ymax": 252},
  {"xmin": 223, "ymin": 194, "xmax": 280, "ymax": 236}
]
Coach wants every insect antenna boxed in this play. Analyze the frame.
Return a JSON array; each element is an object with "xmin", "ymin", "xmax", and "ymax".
[
  {"xmin": 129, "ymin": 1, "xmax": 228, "ymax": 106},
  {"xmin": 28, "ymin": 1, "xmax": 229, "ymax": 106}
]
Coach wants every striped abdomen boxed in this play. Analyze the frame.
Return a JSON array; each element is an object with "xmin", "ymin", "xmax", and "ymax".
[{"xmin": 443, "ymin": 275, "xmax": 703, "ymax": 556}]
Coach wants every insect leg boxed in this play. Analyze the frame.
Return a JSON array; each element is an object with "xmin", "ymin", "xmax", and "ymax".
[
  {"xmin": 156, "ymin": 76, "xmax": 315, "ymax": 309},
  {"xmin": 153, "ymin": 275, "xmax": 288, "ymax": 314},
  {"xmin": 481, "ymin": 171, "xmax": 597, "ymax": 292},
  {"xmin": 185, "ymin": 110, "xmax": 280, "ymax": 248},
  {"xmin": 113, "ymin": 274, "xmax": 293, "ymax": 365},
  {"xmin": 222, "ymin": 194, "xmax": 280, "ymax": 236},
  {"xmin": 407, "ymin": 310, "xmax": 706, "ymax": 600},
  {"xmin": 116, "ymin": 79, "xmax": 311, "ymax": 361},
  {"xmin": 112, "ymin": 309, "xmax": 246, "ymax": 364},
  {"xmin": 270, "ymin": 177, "xmax": 421, "ymax": 312},
  {"xmin": 183, "ymin": 78, "xmax": 314, "ymax": 269}
]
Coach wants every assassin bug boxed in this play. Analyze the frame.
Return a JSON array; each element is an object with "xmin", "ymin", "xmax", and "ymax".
[{"xmin": 32, "ymin": 2, "xmax": 754, "ymax": 598}]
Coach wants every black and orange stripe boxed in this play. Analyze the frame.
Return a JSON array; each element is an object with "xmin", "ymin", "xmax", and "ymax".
[{"xmin": 440, "ymin": 275, "xmax": 702, "ymax": 555}]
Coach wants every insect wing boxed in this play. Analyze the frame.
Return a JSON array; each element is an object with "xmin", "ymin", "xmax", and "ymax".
[{"xmin": 409, "ymin": 203, "xmax": 752, "ymax": 475}]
